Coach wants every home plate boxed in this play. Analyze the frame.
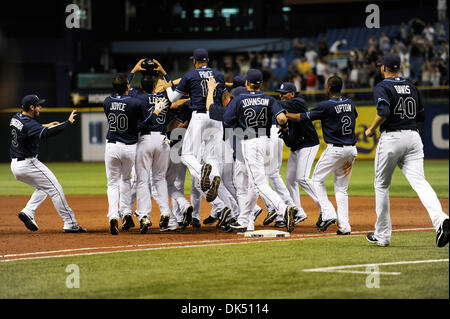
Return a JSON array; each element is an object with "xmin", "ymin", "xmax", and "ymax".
[{"xmin": 243, "ymin": 230, "xmax": 290, "ymax": 238}]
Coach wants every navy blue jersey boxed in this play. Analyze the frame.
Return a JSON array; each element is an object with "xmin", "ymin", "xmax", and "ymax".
[
  {"xmin": 303, "ymin": 97, "xmax": 358, "ymax": 145},
  {"xmin": 279, "ymin": 95, "xmax": 319, "ymax": 151},
  {"xmin": 9, "ymin": 113, "xmax": 70, "ymax": 159},
  {"xmin": 130, "ymin": 89, "xmax": 182, "ymax": 134},
  {"xmin": 223, "ymin": 91, "xmax": 285, "ymax": 137},
  {"xmin": 103, "ymin": 95, "xmax": 146, "ymax": 144},
  {"xmin": 175, "ymin": 66, "xmax": 226, "ymax": 111},
  {"xmin": 373, "ymin": 77, "xmax": 424, "ymax": 132}
]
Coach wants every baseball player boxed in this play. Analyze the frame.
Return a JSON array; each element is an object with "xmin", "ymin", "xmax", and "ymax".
[
  {"xmin": 277, "ymin": 82, "xmax": 321, "ymax": 226},
  {"xmin": 293, "ymin": 75, "xmax": 358, "ymax": 235},
  {"xmin": 10, "ymin": 94, "xmax": 86, "ymax": 233},
  {"xmin": 223, "ymin": 69, "xmax": 297, "ymax": 233},
  {"xmin": 365, "ymin": 53, "xmax": 449, "ymax": 247},
  {"xmin": 164, "ymin": 48, "xmax": 226, "ymax": 203},
  {"xmin": 103, "ymin": 73, "xmax": 151, "ymax": 235},
  {"xmin": 205, "ymin": 77, "xmax": 255, "ymax": 232}
]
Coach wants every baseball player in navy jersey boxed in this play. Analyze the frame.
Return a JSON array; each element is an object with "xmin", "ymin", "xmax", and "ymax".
[
  {"xmin": 292, "ymin": 76, "xmax": 358, "ymax": 234},
  {"xmin": 277, "ymin": 82, "xmax": 321, "ymax": 226},
  {"xmin": 104, "ymin": 73, "xmax": 151, "ymax": 235},
  {"xmin": 223, "ymin": 69, "xmax": 297, "ymax": 233},
  {"xmin": 10, "ymin": 95, "xmax": 86, "ymax": 233},
  {"xmin": 165, "ymin": 48, "xmax": 232, "ymax": 224},
  {"xmin": 365, "ymin": 53, "xmax": 449, "ymax": 247}
]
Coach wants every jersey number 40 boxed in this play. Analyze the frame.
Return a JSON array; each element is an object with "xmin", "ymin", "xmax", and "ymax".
[{"xmin": 393, "ymin": 97, "xmax": 416, "ymax": 119}]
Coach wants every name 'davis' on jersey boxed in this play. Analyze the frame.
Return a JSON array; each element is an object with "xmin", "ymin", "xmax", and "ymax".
[
  {"xmin": 198, "ymin": 70, "xmax": 213, "ymax": 79},
  {"xmin": 334, "ymin": 104, "xmax": 352, "ymax": 113},
  {"xmin": 110, "ymin": 102, "xmax": 126, "ymax": 111},
  {"xmin": 242, "ymin": 97, "xmax": 270, "ymax": 107},
  {"xmin": 394, "ymin": 85, "xmax": 411, "ymax": 94}
]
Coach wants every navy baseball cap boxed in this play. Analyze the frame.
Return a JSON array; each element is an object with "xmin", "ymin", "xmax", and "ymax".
[
  {"xmin": 377, "ymin": 53, "xmax": 401, "ymax": 70},
  {"xmin": 233, "ymin": 75, "xmax": 246, "ymax": 88},
  {"xmin": 245, "ymin": 69, "xmax": 263, "ymax": 84},
  {"xmin": 275, "ymin": 82, "xmax": 297, "ymax": 94},
  {"xmin": 21, "ymin": 94, "xmax": 46, "ymax": 109},
  {"xmin": 190, "ymin": 48, "xmax": 209, "ymax": 62},
  {"xmin": 231, "ymin": 86, "xmax": 247, "ymax": 97}
]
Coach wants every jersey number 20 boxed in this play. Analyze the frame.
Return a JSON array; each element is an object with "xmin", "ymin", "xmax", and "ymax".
[{"xmin": 108, "ymin": 113, "xmax": 128, "ymax": 131}]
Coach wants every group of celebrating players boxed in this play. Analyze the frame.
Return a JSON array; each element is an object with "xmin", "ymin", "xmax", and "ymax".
[{"xmin": 10, "ymin": 48, "xmax": 449, "ymax": 247}]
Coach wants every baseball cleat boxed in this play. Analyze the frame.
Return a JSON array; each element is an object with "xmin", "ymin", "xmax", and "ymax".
[
  {"xmin": 229, "ymin": 221, "xmax": 247, "ymax": 230},
  {"xmin": 222, "ymin": 217, "xmax": 237, "ymax": 233},
  {"xmin": 206, "ymin": 176, "xmax": 221, "ymax": 202},
  {"xmin": 182, "ymin": 206, "xmax": 193, "ymax": 227},
  {"xmin": 18, "ymin": 212, "xmax": 38, "ymax": 232},
  {"xmin": 263, "ymin": 210, "xmax": 278, "ymax": 226},
  {"xmin": 315, "ymin": 213, "xmax": 323, "ymax": 229},
  {"xmin": 253, "ymin": 208, "xmax": 263, "ymax": 221},
  {"xmin": 317, "ymin": 218, "xmax": 336, "ymax": 232},
  {"xmin": 203, "ymin": 215, "xmax": 217, "ymax": 225},
  {"xmin": 217, "ymin": 207, "xmax": 231, "ymax": 228},
  {"xmin": 337, "ymin": 230, "xmax": 351, "ymax": 235},
  {"xmin": 366, "ymin": 232, "xmax": 390, "ymax": 247},
  {"xmin": 274, "ymin": 220, "xmax": 286, "ymax": 228},
  {"xmin": 285, "ymin": 206, "xmax": 297, "ymax": 233},
  {"xmin": 294, "ymin": 214, "xmax": 308, "ymax": 225},
  {"xmin": 140, "ymin": 217, "xmax": 151, "ymax": 234},
  {"xmin": 177, "ymin": 222, "xmax": 186, "ymax": 230},
  {"xmin": 159, "ymin": 215, "xmax": 170, "ymax": 231},
  {"xmin": 63, "ymin": 225, "xmax": 87, "ymax": 233},
  {"xmin": 436, "ymin": 218, "xmax": 449, "ymax": 248},
  {"xmin": 191, "ymin": 218, "xmax": 201, "ymax": 228},
  {"xmin": 200, "ymin": 163, "xmax": 212, "ymax": 192},
  {"xmin": 121, "ymin": 214, "xmax": 135, "ymax": 231},
  {"xmin": 110, "ymin": 218, "xmax": 119, "ymax": 235}
]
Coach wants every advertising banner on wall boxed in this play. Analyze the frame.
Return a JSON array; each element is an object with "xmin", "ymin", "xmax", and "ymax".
[{"xmin": 81, "ymin": 112, "xmax": 108, "ymax": 161}]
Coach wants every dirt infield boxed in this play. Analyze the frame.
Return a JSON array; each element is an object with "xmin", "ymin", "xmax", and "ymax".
[{"xmin": 0, "ymin": 195, "xmax": 448, "ymax": 261}]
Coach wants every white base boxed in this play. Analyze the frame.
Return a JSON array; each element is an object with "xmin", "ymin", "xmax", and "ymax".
[{"xmin": 243, "ymin": 229, "xmax": 290, "ymax": 238}]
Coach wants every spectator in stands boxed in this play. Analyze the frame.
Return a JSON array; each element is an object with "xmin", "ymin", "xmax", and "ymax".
[
  {"xmin": 400, "ymin": 22, "xmax": 410, "ymax": 43},
  {"xmin": 399, "ymin": 48, "xmax": 411, "ymax": 79},
  {"xmin": 379, "ymin": 32, "xmax": 390, "ymax": 51},
  {"xmin": 367, "ymin": 35, "xmax": 378, "ymax": 51},
  {"xmin": 409, "ymin": 34, "xmax": 426, "ymax": 83},
  {"xmin": 421, "ymin": 60, "xmax": 432, "ymax": 85},
  {"xmin": 305, "ymin": 69, "xmax": 318, "ymax": 91},
  {"xmin": 430, "ymin": 65, "xmax": 441, "ymax": 86},
  {"xmin": 358, "ymin": 63, "xmax": 370, "ymax": 88},
  {"xmin": 293, "ymin": 38, "xmax": 306, "ymax": 58},
  {"xmin": 437, "ymin": 0, "xmax": 447, "ymax": 21},
  {"xmin": 329, "ymin": 39, "xmax": 347, "ymax": 55},
  {"xmin": 315, "ymin": 58, "xmax": 329, "ymax": 89},
  {"xmin": 305, "ymin": 43, "xmax": 318, "ymax": 68},
  {"xmin": 297, "ymin": 57, "xmax": 312, "ymax": 76},
  {"xmin": 409, "ymin": 18, "xmax": 426, "ymax": 35},
  {"xmin": 236, "ymin": 55, "xmax": 251, "ymax": 75},
  {"xmin": 348, "ymin": 64, "xmax": 359, "ymax": 88},
  {"xmin": 317, "ymin": 37, "xmax": 329, "ymax": 58}
]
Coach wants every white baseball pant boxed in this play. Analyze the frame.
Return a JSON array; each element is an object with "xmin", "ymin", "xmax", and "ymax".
[
  {"xmin": 11, "ymin": 157, "xmax": 79, "ymax": 229},
  {"xmin": 373, "ymin": 130, "xmax": 449, "ymax": 245},
  {"xmin": 104, "ymin": 141, "xmax": 136, "ymax": 221},
  {"xmin": 135, "ymin": 133, "xmax": 171, "ymax": 222},
  {"xmin": 312, "ymin": 144, "xmax": 357, "ymax": 233},
  {"xmin": 286, "ymin": 144, "xmax": 321, "ymax": 216}
]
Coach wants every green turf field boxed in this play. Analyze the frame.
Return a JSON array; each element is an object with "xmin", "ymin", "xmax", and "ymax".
[
  {"xmin": 0, "ymin": 231, "xmax": 447, "ymax": 299},
  {"xmin": 0, "ymin": 160, "xmax": 448, "ymax": 198}
]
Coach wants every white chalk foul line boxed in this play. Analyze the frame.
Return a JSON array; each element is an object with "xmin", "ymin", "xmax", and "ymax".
[
  {"xmin": 303, "ymin": 258, "xmax": 449, "ymax": 276},
  {"xmin": 0, "ymin": 227, "xmax": 436, "ymax": 263}
]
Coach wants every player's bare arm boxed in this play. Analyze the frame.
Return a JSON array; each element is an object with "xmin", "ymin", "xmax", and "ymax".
[
  {"xmin": 365, "ymin": 114, "xmax": 386, "ymax": 137},
  {"xmin": 170, "ymin": 98, "xmax": 190, "ymax": 110},
  {"xmin": 152, "ymin": 59, "xmax": 167, "ymax": 76},
  {"xmin": 286, "ymin": 112, "xmax": 301, "ymax": 122},
  {"xmin": 42, "ymin": 121, "xmax": 60, "ymax": 128},
  {"xmin": 68, "ymin": 110, "xmax": 77, "ymax": 124},
  {"xmin": 131, "ymin": 59, "xmax": 146, "ymax": 74},
  {"xmin": 206, "ymin": 77, "xmax": 219, "ymax": 111}
]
